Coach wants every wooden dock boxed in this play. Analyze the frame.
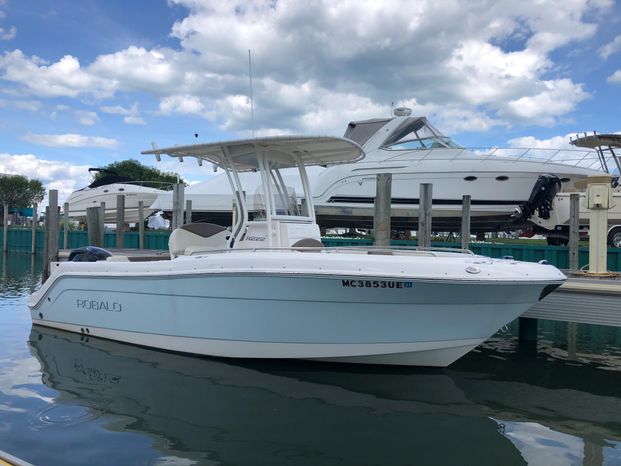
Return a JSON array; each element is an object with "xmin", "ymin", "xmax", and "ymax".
[{"xmin": 524, "ymin": 273, "xmax": 621, "ymax": 327}]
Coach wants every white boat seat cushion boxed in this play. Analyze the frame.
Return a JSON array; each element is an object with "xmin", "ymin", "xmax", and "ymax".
[{"xmin": 169, "ymin": 223, "xmax": 230, "ymax": 257}]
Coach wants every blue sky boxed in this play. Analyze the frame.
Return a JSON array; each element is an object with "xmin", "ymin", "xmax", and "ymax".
[{"xmin": 0, "ymin": 0, "xmax": 620, "ymax": 204}]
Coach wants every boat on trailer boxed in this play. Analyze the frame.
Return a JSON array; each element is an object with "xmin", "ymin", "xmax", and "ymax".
[
  {"xmin": 65, "ymin": 168, "xmax": 167, "ymax": 223},
  {"xmin": 29, "ymin": 135, "xmax": 566, "ymax": 367}
]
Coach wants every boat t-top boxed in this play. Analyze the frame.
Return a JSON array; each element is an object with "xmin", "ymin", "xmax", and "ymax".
[{"xmin": 29, "ymin": 135, "xmax": 566, "ymax": 367}]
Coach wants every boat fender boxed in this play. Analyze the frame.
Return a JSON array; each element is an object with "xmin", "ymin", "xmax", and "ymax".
[{"xmin": 68, "ymin": 246, "xmax": 113, "ymax": 262}]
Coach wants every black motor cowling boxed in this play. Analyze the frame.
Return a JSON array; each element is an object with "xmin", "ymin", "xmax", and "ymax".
[
  {"xmin": 513, "ymin": 174, "xmax": 562, "ymax": 224},
  {"xmin": 68, "ymin": 246, "xmax": 112, "ymax": 262}
]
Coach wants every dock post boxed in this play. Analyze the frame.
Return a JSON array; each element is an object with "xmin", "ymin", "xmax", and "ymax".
[
  {"xmin": 585, "ymin": 174, "xmax": 613, "ymax": 274},
  {"xmin": 86, "ymin": 207, "xmax": 102, "ymax": 247},
  {"xmin": 99, "ymin": 201, "xmax": 106, "ymax": 246},
  {"xmin": 518, "ymin": 317, "xmax": 538, "ymax": 342},
  {"xmin": 172, "ymin": 183, "xmax": 184, "ymax": 230},
  {"xmin": 44, "ymin": 190, "xmax": 59, "ymax": 283},
  {"xmin": 2, "ymin": 202, "xmax": 8, "ymax": 253},
  {"xmin": 461, "ymin": 195, "xmax": 471, "ymax": 250},
  {"xmin": 185, "ymin": 199, "xmax": 193, "ymax": 225},
  {"xmin": 138, "ymin": 201, "xmax": 145, "ymax": 249},
  {"xmin": 568, "ymin": 193, "xmax": 580, "ymax": 271},
  {"xmin": 418, "ymin": 183, "xmax": 432, "ymax": 248},
  {"xmin": 63, "ymin": 202, "xmax": 69, "ymax": 250},
  {"xmin": 31, "ymin": 203, "xmax": 37, "ymax": 255},
  {"xmin": 42, "ymin": 206, "xmax": 50, "ymax": 282},
  {"xmin": 374, "ymin": 174, "xmax": 392, "ymax": 247},
  {"xmin": 116, "ymin": 194, "xmax": 125, "ymax": 249}
]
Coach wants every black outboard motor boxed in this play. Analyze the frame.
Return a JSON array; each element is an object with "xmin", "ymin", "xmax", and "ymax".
[
  {"xmin": 68, "ymin": 246, "xmax": 112, "ymax": 262},
  {"xmin": 513, "ymin": 174, "xmax": 562, "ymax": 224}
]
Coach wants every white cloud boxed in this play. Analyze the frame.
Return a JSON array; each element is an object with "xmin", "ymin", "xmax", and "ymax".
[
  {"xmin": 599, "ymin": 35, "xmax": 621, "ymax": 59},
  {"xmin": 607, "ymin": 70, "xmax": 621, "ymax": 84},
  {"xmin": 0, "ymin": 0, "xmax": 614, "ymax": 134},
  {"xmin": 502, "ymin": 79, "xmax": 589, "ymax": 125},
  {"xmin": 123, "ymin": 115, "xmax": 145, "ymax": 125},
  {"xmin": 0, "ymin": 25, "xmax": 15, "ymax": 40},
  {"xmin": 100, "ymin": 102, "xmax": 145, "ymax": 124},
  {"xmin": 75, "ymin": 110, "xmax": 99, "ymax": 126},
  {"xmin": 159, "ymin": 94, "xmax": 205, "ymax": 116},
  {"xmin": 22, "ymin": 133, "xmax": 118, "ymax": 148},
  {"xmin": 0, "ymin": 50, "xmax": 116, "ymax": 98},
  {"xmin": 11, "ymin": 99, "xmax": 41, "ymax": 111},
  {"xmin": 507, "ymin": 134, "xmax": 575, "ymax": 149},
  {"xmin": 0, "ymin": 153, "xmax": 93, "ymax": 204}
]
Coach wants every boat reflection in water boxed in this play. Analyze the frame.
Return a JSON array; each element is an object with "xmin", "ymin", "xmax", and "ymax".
[{"xmin": 29, "ymin": 327, "xmax": 620, "ymax": 465}]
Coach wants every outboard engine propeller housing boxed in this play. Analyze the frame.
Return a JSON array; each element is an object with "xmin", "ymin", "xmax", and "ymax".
[
  {"xmin": 68, "ymin": 246, "xmax": 112, "ymax": 262},
  {"xmin": 513, "ymin": 174, "xmax": 562, "ymax": 224}
]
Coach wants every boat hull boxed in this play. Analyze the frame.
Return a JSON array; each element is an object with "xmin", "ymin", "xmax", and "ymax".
[{"xmin": 29, "ymin": 271, "xmax": 559, "ymax": 367}]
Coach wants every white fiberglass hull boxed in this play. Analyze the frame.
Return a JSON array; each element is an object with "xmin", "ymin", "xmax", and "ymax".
[
  {"xmin": 66, "ymin": 183, "xmax": 162, "ymax": 223},
  {"xmin": 28, "ymin": 251, "xmax": 564, "ymax": 367}
]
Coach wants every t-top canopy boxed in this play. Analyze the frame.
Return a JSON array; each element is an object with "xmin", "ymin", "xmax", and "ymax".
[
  {"xmin": 570, "ymin": 133, "xmax": 621, "ymax": 149},
  {"xmin": 142, "ymin": 136, "xmax": 364, "ymax": 171}
]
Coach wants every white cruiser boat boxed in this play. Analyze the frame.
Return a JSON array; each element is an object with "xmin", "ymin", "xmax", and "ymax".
[
  {"xmin": 29, "ymin": 136, "xmax": 566, "ymax": 367},
  {"xmin": 66, "ymin": 168, "xmax": 167, "ymax": 223},
  {"xmin": 312, "ymin": 108, "xmax": 605, "ymax": 231},
  {"xmin": 148, "ymin": 108, "xmax": 606, "ymax": 232}
]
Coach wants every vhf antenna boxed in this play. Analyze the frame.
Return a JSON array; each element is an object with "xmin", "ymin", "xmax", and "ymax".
[{"xmin": 248, "ymin": 49, "xmax": 255, "ymax": 138}]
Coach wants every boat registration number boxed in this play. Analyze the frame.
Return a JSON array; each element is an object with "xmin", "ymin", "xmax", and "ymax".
[{"xmin": 342, "ymin": 279, "xmax": 412, "ymax": 289}]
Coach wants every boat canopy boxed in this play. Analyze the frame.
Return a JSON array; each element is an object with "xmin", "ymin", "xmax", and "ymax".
[{"xmin": 142, "ymin": 136, "xmax": 364, "ymax": 171}]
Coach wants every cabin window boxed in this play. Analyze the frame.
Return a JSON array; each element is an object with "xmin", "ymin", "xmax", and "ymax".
[
  {"xmin": 464, "ymin": 176, "xmax": 477, "ymax": 181},
  {"xmin": 495, "ymin": 176, "xmax": 509, "ymax": 181}
]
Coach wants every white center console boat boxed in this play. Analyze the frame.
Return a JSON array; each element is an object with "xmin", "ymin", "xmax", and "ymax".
[{"xmin": 29, "ymin": 136, "xmax": 566, "ymax": 367}]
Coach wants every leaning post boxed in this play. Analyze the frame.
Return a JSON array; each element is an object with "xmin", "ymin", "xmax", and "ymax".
[
  {"xmin": 116, "ymin": 194, "xmax": 125, "ymax": 249},
  {"xmin": 418, "ymin": 183, "xmax": 432, "ymax": 248},
  {"xmin": 461, "ymin": 194, "xmax": 471, "ymax": 250},
  {"xmin": 568, "ymin": 193, "xmax": 580, "ymax": 271},
  {"xmin": 373, "ymin": 174, "xmax": 392, "ymax": 247}
]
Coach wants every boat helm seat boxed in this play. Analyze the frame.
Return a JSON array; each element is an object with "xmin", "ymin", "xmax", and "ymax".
[{"xmin": 168, "ymin": 223, "xmax": 230, "ymax": 258}]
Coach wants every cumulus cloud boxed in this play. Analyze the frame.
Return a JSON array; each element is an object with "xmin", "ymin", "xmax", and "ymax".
[
  {"xmin": 22, "ymin": 133, "xmax": 118, "ymax": 148},
  {"xmin": 599, "ymin": 35, "xmax": 621, "ymax": 59},
  {"xmin": 0, "ymin": 25, "xmax": 15, "ymax": 40},
  {"xmin": 75, "ymin": 110, "xmax": 99, "ymax": 126},
  {"xmin": 0, "ymin": 0, "xmax": 614, "ymax": 134},
  {"xmin": 608, "ymin": 70, "xmax": 621, "ymax": 84},
  {"xmin": 0, "ymin": 153, "xmax": 93, "ymax": 203},
  {"xmin": 100, "ymin": 102, "xmax": 145, "ymax": 124}
]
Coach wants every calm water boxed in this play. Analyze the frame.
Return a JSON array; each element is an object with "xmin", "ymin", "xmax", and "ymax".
[{"xmin": 0, "ymin": 253, "xmax": 620, "ymax": 466}]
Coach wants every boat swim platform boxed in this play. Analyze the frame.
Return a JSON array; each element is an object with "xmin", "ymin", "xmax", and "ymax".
[{"xmin": 524, "ymin": 273, "xmax": 621, "ymax": 327}]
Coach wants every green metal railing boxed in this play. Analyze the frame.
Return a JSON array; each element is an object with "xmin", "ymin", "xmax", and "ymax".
[{"xmin": 2, "ymin": 228, "xmax": 620, "ymax": 271}]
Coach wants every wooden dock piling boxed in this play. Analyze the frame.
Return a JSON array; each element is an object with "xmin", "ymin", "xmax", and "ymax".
[
  {"xmin": 116, "ymin": 194, "xmax": 125, "ymax": 249},
  {"xmin": 3, "ymin": 202, "xmax": 8, "ymax": 253},
  {"xmin": 569, "ymin": 193, "xmax": 580, "ymax": 271},
  {"xmin": 86, "ymin": 207, "xmax": 103, "ymax": 247},
  {"xmin": 172, "ymin": 183, "xmax": 184, "ymax": 230},
  {"xmin": 461, "ymin": 194, "xmax": 471, "ymax": 250},
  {"xmin": 418, "ymin": 183, "xmax": 432, "ymax": 248},
  {"xmin": 374, "ymin": 174, "xmax": 391, "ymax": 247},
  {"xmin": 99, "ymin": 201, "xmax": 105, "ymax": 246},
  {"xmin": 185, "ymin": 199, "xmax": 193, "ymax": 225},
  {"xmin": 138, "ymin": 201, "xmax": 145, "ymax": 249},
  {"xmin": 63, "ymin": 202, "xmax": 69, "ymax": 250},
  {"xmin": 31, "ymin": 203, "xmax": 37, "ymax": 255}
]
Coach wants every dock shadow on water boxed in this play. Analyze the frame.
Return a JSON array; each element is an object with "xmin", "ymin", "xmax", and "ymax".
[{"xmin": 1, "ymin": 253, "xmax": 620, "ymax": 466}]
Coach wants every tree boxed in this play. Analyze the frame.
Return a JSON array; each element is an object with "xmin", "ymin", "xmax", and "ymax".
[
  {"xmin": 91, "ymin": 159, "xmax": 184, "ymax": 188},
  {"xmin": 0, "ymin": 174, "xmax": 45, "ymax": 208}
]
